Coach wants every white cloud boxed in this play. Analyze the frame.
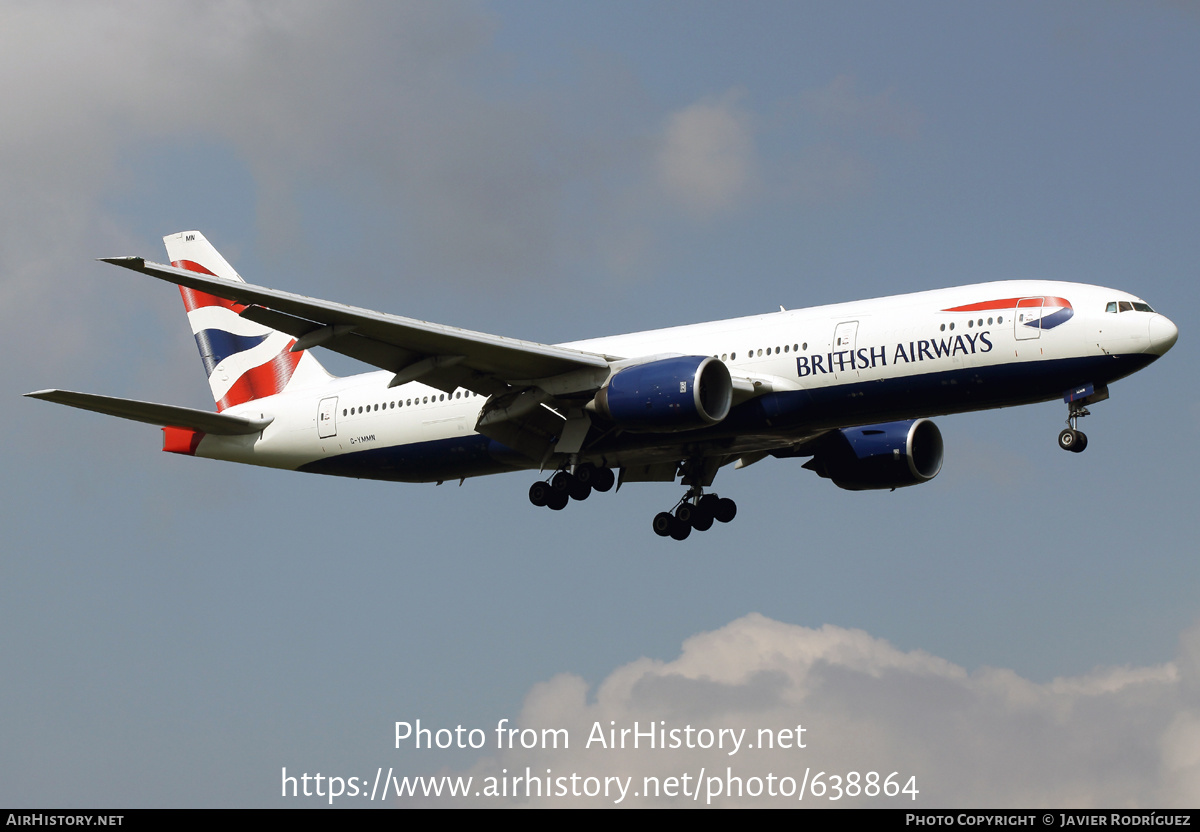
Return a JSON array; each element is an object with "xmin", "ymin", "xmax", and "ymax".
[
  {"xmin": 0, "ymin": 6, "xmax": 929, "ymax": 388},
  {"xmin": 0, "ymin": 1, "xmax": 588, "ymax": 382},
  {"xmin": 401, "ymin": 613, "xmax": 1198, "ymax": 807},
  {"xmin": 656, "ymin": 92, "xmax": 759, "ymax": 219}
]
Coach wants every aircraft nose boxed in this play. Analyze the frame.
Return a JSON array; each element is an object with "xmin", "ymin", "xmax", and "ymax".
[{"xmin": 1146, "ymin": 314, "xmax": 1178, "ymax": 356}]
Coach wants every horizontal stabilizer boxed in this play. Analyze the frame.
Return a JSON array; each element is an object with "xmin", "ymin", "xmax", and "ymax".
[{"xmin": 25, "ymin": 389, "xmax": 272, "ymax": 435}]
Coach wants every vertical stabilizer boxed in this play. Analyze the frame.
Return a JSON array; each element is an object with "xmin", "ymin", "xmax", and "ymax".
[{"xmin": 163, "ymin": 231, "xmax": 332, "ymax": 411}]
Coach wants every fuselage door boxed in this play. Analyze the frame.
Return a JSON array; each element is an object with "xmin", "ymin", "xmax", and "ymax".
[
  {"xmin": 1015, "ymin": 297, "xmax": 1044, "ymax": 341},
  {"xmin": 318, "ymin": 396, "xmax": 338, "ymax": 438},
  {"xmin": 832, "ymin": 320, "xmax": 860, "ymax": 378}
]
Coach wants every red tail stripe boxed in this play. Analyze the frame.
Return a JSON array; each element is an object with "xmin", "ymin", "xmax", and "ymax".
[
  {"xmin": 173, "ymin": 258, "xmax": 304, "ymax": 410},
  {"xmin": 214, "ymin": 346, "xmax": 303, "ymax": 411},
  {"xmin": 174, "ymin": 260, "xmax": 247, "ymax": 314}
]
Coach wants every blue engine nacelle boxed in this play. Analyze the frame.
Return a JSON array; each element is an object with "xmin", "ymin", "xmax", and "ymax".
[
  {"xmin": 591, "ymin": 356, "xmax": 733, "ymax": 432},
  {"xmin": 802, "ymin": 419, "xmax": 944, "ymax": 491}
]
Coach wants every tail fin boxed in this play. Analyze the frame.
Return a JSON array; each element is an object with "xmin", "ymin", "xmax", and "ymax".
[{"xmin": 164, "ymin": 231, "xmax": 332, "ymax": 411}]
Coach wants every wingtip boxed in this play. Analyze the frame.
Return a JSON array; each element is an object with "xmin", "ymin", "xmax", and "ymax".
[{"xmin": 97, "ymin": 256, "xmax": 146, "ymax": 270}]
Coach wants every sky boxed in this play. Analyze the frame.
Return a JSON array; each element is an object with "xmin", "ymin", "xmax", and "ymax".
[{"xmin": 2, "ymin": 0, "xmax": 1198, "ymax": 808}]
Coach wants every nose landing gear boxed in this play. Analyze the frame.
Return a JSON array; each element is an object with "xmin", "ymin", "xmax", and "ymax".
[{"xmin": 1058, "ymin": 402, "xmax": 1090, "ymax": 453}]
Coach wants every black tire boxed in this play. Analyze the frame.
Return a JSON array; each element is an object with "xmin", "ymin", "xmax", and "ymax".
[
  {"xmin": 675, "ymin": 503, "xmax": 695, "ymax": 526},
  {"xmin": 546, "ymin": 490, "xmax": 569, "ymax": 511},
  {"xmin": 592, "ymin": 467, "xmax": 616, "ymax": 493},
  {"xmin": 574, "ymin": 463, "xmax": 595, "ymax": 487},
  {"xmin": 714, "ymin": 497, "xmax": 737, "ymax": 524},
  {"xmin": 1071, "ymin": 431, "xmax": 1088, "ymax": 453},
  {"xmin": 569, "ymin": 478, "xmax": 592, "ymax": 501},
  {"xmin": 653, "ymin": 512, "xmax": 674, "ymax": 537},
  {"xmin": 528, "ymin": 481, "xmax": 549, "ymax": 507},
  {"xmin": 691, "ymin": 508, "xmax": 714, "ymax": 532},
  {"xmin": 1058, "ymin": 429, "xmax": 1077, "ymax": 451},
  {"xmin": 669, "ymin": 517, "xmax": 692, "ymax": 541},
  {"xmin": 698, "ymin": 494, "xmax": 719, "ymax": 514},
  {"xmin": 551, "ymin": 471, "xmax": 573, "ymax": 494}
]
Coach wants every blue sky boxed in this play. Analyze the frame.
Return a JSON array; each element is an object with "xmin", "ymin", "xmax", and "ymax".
[{"xmin": 2, "ymin": 1, "xmax": 1198, "ymax": 807}]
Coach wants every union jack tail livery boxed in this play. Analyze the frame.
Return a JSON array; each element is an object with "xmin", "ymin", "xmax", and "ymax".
[{"xmin": 164, "ymin": 231, "xmax": 331, "ymax": 411}]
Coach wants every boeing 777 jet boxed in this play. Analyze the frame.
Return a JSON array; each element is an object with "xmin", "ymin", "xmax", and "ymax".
[{"xmin": 28, "ymin": 232, "xmax": 1178, "ymax": 539}]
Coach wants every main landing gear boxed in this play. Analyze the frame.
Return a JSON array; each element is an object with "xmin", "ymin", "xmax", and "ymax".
[
  {"xmin": 1058, "ymin": 402, "xmax": 1090, "ymax": 454},
  {"xmin": 652, "ymin": 490, "xmax": 737, "ymax": 541},
  {"xmin": 527, "ymin": 458, "xmax": 738, "ymax": 540},
  {"xmin": 528, "ymin": 463, "xmax": 615, "ymax": 511}
]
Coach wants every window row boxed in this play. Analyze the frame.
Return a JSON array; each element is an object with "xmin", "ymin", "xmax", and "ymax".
[
  {"xmin": 715, "ymin": 343, "xmax": 810, "ymax": 362},
  {"xmin": 342, "ymin": 390, "xmax": 479, "ymax": 418},
  {"xmin": 940, "ymin": 316, "xmax": 1001, "ymax": 332}
]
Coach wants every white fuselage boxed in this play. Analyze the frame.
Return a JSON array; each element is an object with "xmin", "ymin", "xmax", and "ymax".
[{"xmin": 197, "ymin": 280, "xmax": 1175, "ymax": 482}]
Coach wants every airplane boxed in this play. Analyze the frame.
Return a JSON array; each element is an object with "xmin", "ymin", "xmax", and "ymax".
[{"xmin": 27, "ymin": 231, "xmax": 1178, "ymax": 540}]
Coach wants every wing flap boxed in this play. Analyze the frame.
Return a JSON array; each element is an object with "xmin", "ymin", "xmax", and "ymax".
[{"xmin": 25, "ymin": 389, "xmax": 271, "ymax": 435}]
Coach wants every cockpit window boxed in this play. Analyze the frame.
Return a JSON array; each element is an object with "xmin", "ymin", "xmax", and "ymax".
[{"xmin": 1108, "ymin": 300, "xmax": 1156, "ymax": 313}]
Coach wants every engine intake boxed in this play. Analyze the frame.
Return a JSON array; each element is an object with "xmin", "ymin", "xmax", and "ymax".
[
  {"xmin": 591, "ymin": 356, "xmax": 732, "ymax": 432},
  {"xmin": 802, "ymin": 419, "xmax": 943, "ymax": 491}
]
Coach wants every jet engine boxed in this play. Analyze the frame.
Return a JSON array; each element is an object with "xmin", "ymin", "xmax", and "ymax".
[
  {"xmin": 802, "ymin": 419, "xmax": 943, "ymax": 491},
  {"xmin": 590, "ymin": 356, "xmax": 732, "ymax": 432}
]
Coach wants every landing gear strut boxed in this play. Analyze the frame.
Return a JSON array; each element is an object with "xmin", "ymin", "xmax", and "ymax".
[{"xmin": 1058, "ymin": 402, "xmax": 1090, "ymax": 454}]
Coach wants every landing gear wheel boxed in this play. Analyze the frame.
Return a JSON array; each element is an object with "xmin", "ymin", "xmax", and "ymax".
[
  {"xmin": 713, "ymin": 497, "xmax": 737, "ymax": 524},
  {"xmin": 1058, "ymin": 428, "xmax": 1087, "ymax": 452},
  {"xmin": 528, "ymin": 481, "xmax": 549, "ymax": 507},
  {"xmin": 592, "ymin": 467, "xmax": 616, "ymax": 493},
  {"xmin": 551, "ymin": 471, "xmax": 573, "ymax": 494},
  {"xmin": 668, "ymin": 517, "xmax": 692, "ymax": 541},
  {"xmin": 546, "ymin": 490, "xmax": 569, "ymax": 511},
  {"xmin": 568, "ymin": 478, "xmax": 591, "ymax": 501},
  {"xmin": 676, "ymin": 502, "xmax": 713, "ymax": 532},
  {"xmin": 653, "ymin": 512, "xmax": 674, "ymax": 537}
]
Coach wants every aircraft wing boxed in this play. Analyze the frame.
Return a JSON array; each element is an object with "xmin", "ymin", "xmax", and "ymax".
[
  {"xmin": 25, "ymin": 389, "xmax": 272, "ymax": 435},
  {"xmin": 101, "ymin": 257, "xmax": 612, "ymax": 397}
]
